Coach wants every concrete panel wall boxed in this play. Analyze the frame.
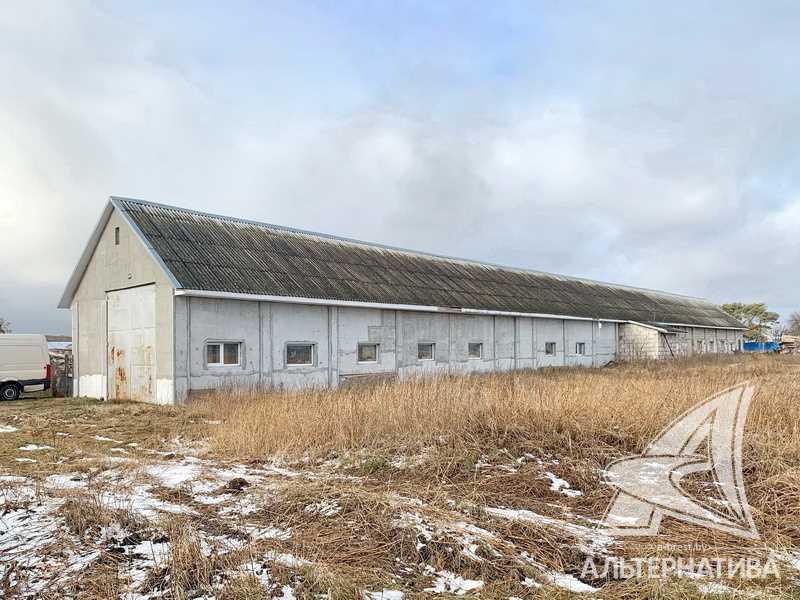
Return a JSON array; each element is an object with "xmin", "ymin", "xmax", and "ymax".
[
  {"xmin": 174, "ymin": 295, "xmax": 190, "ymax": 404},
  {"xmin": 689, "ymin": 327, "xmax": 741, "ymax": 354},
  {"xmin": 515, "ymin": 317, "xmax": 534, "ymax": 370},
  {"xmin": 448, "ymin": 314, "xmax": 496, "ymax": 373},
  {"xmin": 76, "ymin": 298, "xmax": 106, "ymax": 398},
  {"xmin": 534, "ymin": 318, "xmax": 566, "ymax": 367},
  {"xmin": 398, "ymin": 312, "xmax": 451, "ymax": 378},
  {"xmin": 270, "ymin": 303, "xmax": 330, "ymax": 389},
  {"xmin": 565, "ymin": 320, "xmax": 594, "ymax": 367},
  {"xmin": 183, "ymin": 297, "xmax": 262, "ymax": 391},
  {"xmin": 71, "ymin": 208, "xmax": 175, "ymax": 402},
  {"xmin": 336, "ymin": 307, "xmax": 397, "ymax": 378},
  {"xmin": 494, "ymin": 316, "xmax": 516, "ymax": 371},
  {"xmin": 594, "ymin": 321, "xmax": 617, "ymax": 366}
]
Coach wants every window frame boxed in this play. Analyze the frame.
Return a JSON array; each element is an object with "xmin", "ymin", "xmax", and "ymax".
[
  {"xmin": 467, "ymin": 342, "xmax": 483, "ymax": 360},
  {"xmin": 417, "ymin": 342, "xmax": 436, "ymax": 361},
  {"xmin": 206, "ymin": 341, "xmax": 241, "ymax": 367},
  {"xmin": 357, "ymin": 342, "xmax": 380, "ymax": 364},
  {"xmin": 544, "ymin": 341, "xmax": 557, "ymax": 356},
  {"xmin": 575, "ymin": 342, "xmax": 587, "ymax": 356},
  {"xmin": 285, "ymin": 342, "xmax": 316, "ymax": 367},
  {"xmin": 114, "ymin": 226, "xmax": 120, "ymax": 245}
]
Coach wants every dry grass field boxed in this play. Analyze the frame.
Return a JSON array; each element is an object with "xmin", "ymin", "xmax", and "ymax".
[{"xmin": 1, "ymin": 355, "xmax": 799, "ymax": 599}]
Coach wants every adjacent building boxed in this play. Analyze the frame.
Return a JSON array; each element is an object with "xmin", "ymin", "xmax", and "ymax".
[{"xmin": 59, "ymin": 197, "xmax": 745, "ymax": 404}]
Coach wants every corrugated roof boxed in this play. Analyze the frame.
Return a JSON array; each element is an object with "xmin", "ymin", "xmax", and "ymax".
[{"xmin": 110, "ymin": 197, "xmax": 742, "ymax": 328}]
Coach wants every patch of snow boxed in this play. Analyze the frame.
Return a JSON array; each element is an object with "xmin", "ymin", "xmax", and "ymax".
[
  {"xmin": 394, "ymin": 512, "xmax": 434, "ymax": 550},
  {"xmin": 521, "ymin": 553, "xmax": 600, "ymax": 593},
  {"xmin": 697, "ymin": 582, "xmax": 737, "ymax": 595},
  {"xmin": 0, "ymin": 498, "xmax": 65, "ymax": 588},
  {"xmin": 0, "ymin": 483, "xmax": 36, "ymax": 504},
  {"xmin": 0, "ymin": 424, "xmax": 19, "ymax": 433},
  {"xmin": 264, "ymin": 551, "xmax": 312, "ymax": 568},
  {"xmin": 540, "ymin": 569, "xmax": 598, "ymax": 594},
  {"xmin": 56, "ymin": 432, "xmax": 70, "ymax": 437},
  {"xmin": 235, "ymin": 558, "xmax": 272, "ymax": 587},
  {"xmin": 245, "ymin": 525, "xmax": 292, "ymax": 541},
  {"xmin": 366, "ymin": 590, "xmax": 404, "ymax": 600},
  {"xmin": 279, "ymin": 585, "xmax": 297, "ymax": 600},
  {"xmin": 424, "ymin": 567, "xmax": 484, "ymax": 595},
  {"xmin": 146, "ymin": 460, "xmax": 202, "ymax": 487},
  {"xmin": 131, "ymin": 539, "xmax": 172, "ymax": 564},
  {"xmin": 261, "ymin": 464, "xmax": 302, "ymax": 478},
  {"xmin": 304, "ymin": 500, "xmax": 341, "ymax": 516},
  {"xmin": 451, "ymin": 522, "xmax": 497, "ymax": 562},
  {"xmin": 0, "ymin": 475, "xmax": 28, "ymax": 483},
  {"xmin": 204, "ymin": 419, "xmax": 222, "ymax": 425},
  {"xmin": 97, "ymin": 484, "xmax": 195, "ymax": 518},
  {"xmin": 94, "ymin": 435, "xmax": 122, "ymax": 443},
  {"xmin": 209, "ymin": 463, "xmax": 255, "ymax": 483},
  {"xmin": 18, "ymin": 444, "xmax": 53, "ymax": 451},
  {"xmin": 110, "ymin": 447, "xmax": 129, "ymax": 454},
  {"xmin": 219, "ymin": 493, "xmax": 261, "ymax": 516},
  {"xmin": 14, "ymin": 457, "xmax": 37, "ymax": 463},
  {"xmin": 521, "ymin": 577, "xmax": 541, "ymax": 588},
  {"xmin": 194, "ymin": 493, "xmax": 231, "ymax": 505},
  {"xmin": 486, "ymin": 507, "xmax": 613, "ymax": 554},
  {"xmin": 544, "ymin": 471, "xmax": 583, "ymax": 497},
  {"xmin": 45, "ymin": 473, "xmax": 87, "ymax": 490},
  {"xmin": 63, "ymin": 549, "xmax": 101, "ymax": 574}
]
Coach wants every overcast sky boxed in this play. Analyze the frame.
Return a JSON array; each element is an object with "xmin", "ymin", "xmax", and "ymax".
[{"xmin": 1, "ymin": 1, "xmax": 798, "ymax": 335}]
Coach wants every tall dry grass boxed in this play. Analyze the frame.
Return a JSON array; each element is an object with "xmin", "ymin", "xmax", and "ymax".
[
  {"xmin": 195, "ymin": 355, "xmax": 800, "ymax": 544},
  {"xmin": 198, "ymin": 355, "xmax": 800, "ymax": 462}
]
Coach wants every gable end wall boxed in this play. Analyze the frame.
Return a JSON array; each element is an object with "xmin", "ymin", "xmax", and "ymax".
[{"xmin": 70, "ymin": 208, "xmax": 176, "ymax": 403}]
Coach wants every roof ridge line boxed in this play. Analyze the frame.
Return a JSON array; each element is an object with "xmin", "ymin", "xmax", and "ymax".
[{"xmin": 110, "ymin": 195, "xmax": 710, "ymax": 302}]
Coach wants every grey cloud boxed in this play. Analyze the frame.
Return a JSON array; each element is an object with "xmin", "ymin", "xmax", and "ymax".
[{"xmin": 1, "ymin": 1, "xmax": 799, "ymax": 334}]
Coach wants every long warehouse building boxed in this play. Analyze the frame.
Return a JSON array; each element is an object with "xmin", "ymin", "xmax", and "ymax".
[{"xmin": 59, "ymin": 197, "xmax": 745, "ymax": 404}]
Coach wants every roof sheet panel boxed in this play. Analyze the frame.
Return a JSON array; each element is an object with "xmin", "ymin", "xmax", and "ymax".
[{"xmin": 115, "ymin": 198, "xmax": 743, "ymax": 328}]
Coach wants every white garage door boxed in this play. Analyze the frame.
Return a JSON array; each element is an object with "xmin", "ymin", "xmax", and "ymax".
[{"xmin": 107, "ymin": 285, "xmax": 155, "ymax": 402}]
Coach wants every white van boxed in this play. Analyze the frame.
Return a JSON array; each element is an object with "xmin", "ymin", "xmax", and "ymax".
[{"xmin": 0, "ymin": 334, "xmax": 52, "ymax": 401}]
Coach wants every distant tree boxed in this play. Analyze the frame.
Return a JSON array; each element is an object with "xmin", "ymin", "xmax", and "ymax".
[
  {"xmin": 722, "ymin": 303, "xmax": 780, "ymax": 341},
  {"xmin": 0, "ymin": 317, "xmax": 10, "ymax": 333},
  {"xmin": 788, "ymin": 311, "xmax": 800, "ymax": 336}
]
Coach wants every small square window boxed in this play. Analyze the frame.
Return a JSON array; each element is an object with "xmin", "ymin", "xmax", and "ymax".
[
  {"xmin": 545, "ymin": 342, "xmax": 557, "ymax": 356},
  {"xmin": 206, "ymin": 342, "xmax": 240, "ymax": 366},
  {"xmin": 114, "ymin": 227, "xmax": 120, "ymax": 245},
  {"xmin": 417, "ymin": 342, "xmax": 435, "ymax": 361},
  {"xmin": 287, "ymin": 343, "xmax": 314, "ymax": 366},
  {"xmin": 467, "ymin": 342, "xmax": 483, "ymax": 359},
  {"xmin": 358, "ymin": 343, "xmax": 379, "ymax": 363},
  {"xmin": 576, "ymin": 342, "xmax": 586, "ymax": 355}
]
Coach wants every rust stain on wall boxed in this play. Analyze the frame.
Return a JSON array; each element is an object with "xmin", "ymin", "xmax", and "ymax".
[{"xmin": 115, "ymin": 366, "xmax": 127, "ymax": 400}]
